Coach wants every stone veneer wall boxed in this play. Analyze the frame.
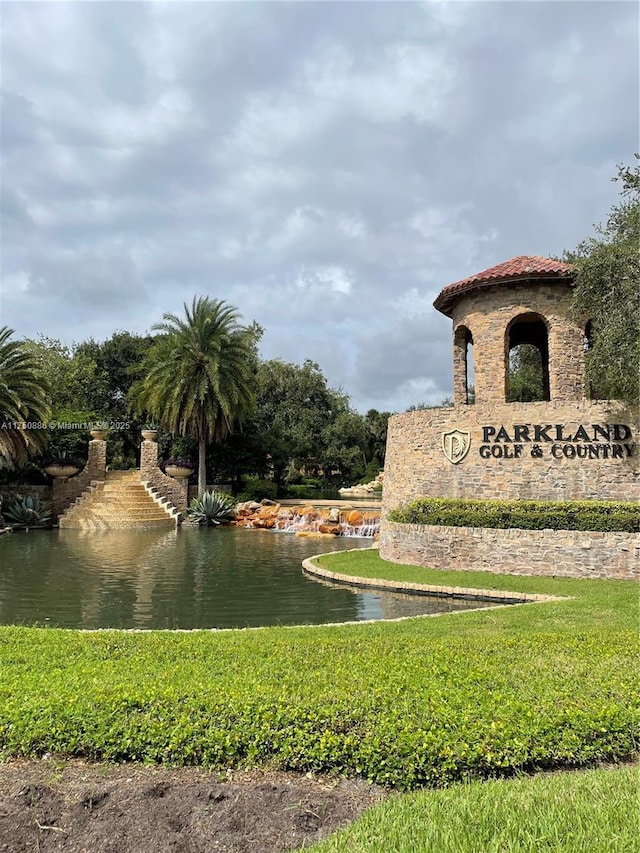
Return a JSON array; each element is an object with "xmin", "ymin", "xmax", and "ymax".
[
  {"xmin": 451, "ymin": 282, "xmax": 585, "ymax": 406},
  {"xmin": 51, "ymin": 439, "xmax": 107, "ymax": 520},
  {"xmin": 381, "ymin": 400, "xmax": 639, "ymax": 509},
  {"xmin": 380, "ymin": 522, "xmax": 639, "ymax": 580},
  {"xmin": 139, "ymin": 439, "xmax": 189, "ymax": 514},
  {"xmin": 379, "ymin": 399, "xmax": 639, "ymax": 580}
]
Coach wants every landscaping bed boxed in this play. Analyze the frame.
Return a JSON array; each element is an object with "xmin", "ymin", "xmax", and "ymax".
[{"xmin": 0, "ymin": 759, "xmax": 385, "ymax": 852}]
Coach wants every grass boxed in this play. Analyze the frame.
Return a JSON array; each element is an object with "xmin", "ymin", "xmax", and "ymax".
[{"xmin": 303, "ymin": 764, "xmax": 639, "ymax": 853}]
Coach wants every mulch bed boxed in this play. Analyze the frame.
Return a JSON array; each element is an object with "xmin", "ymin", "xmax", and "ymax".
[{"xmin": 0, "ymin": 759, "xmax": 388, "ymax": 852}]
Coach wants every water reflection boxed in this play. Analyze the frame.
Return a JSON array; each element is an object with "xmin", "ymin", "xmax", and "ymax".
[{"xmin": 1, "ymin": 528, "xmax": 496, "ymax": 630}]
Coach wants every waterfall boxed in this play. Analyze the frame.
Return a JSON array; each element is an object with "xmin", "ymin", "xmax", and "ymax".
[{"xmin": 236, "ymin": 504, "xmax": 380, "ymax": 539}]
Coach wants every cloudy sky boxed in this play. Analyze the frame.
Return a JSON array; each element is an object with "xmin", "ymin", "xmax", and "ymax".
[{"xmin": 1, "ymin": 1, "xmax": 637, "ymax": 412}]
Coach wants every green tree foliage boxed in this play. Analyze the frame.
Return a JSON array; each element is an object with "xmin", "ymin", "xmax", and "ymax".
[
  {"xmin": 250, "ymin": 358, "xmax": 343, "ymax": 486},
  {"xmin": 364, "ymin": 409, "xmax": 391, "ymax": 472},
  {"xmin": 0, "ymin": 327, "xmax": 51, "ymax": 464},
  {"xmin": 75, "ymin": 331, "xmax": 153, "ymax": 417},
  {"xmin": 566, "ymin": 155, "xmax": 640, "ymax": 403},
  {"xmin": 24, "ymin": 335, "xmax": 108, "ymax": 414},
  {"xmin": 23, "ymin": 333, "xmax": 152, "ymax": 465},
  {"xmin": 320, "ymin": 408, "xmax": 368, "ymax": 484},
  {"xmin": 74, "ymin": 332, "xmax": 155, "ymax": 467},
  {"xmin": 507, "ymin": 344, "xmax": 545, "ymax": 402},
  {"xmin": 214, "ymin": 363, "xmax": 389, "ymax": 491},
  {"xmin": 130, "ymin": 297, "xmax": 257, "ymax": 495}
]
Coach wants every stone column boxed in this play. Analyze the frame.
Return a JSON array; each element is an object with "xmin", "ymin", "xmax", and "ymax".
[
  {"xmin": 139, "ymin": 438, "xmax": 159, "ymax": 481},
  {"xmin": 139, "ymin": 437, "xmax": 189, "ymax": 514}
]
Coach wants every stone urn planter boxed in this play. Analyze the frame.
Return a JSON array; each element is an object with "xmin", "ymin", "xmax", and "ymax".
[
  {"xmin": 44, "ymin": 462, "xmax": 82, "ymax": 480},
  {"xmin": 165, "ymin": 464, "xmax": 194, "ymax": 480},
  {"xmin": 90, "ymin": 429, "xmax": 107, "ymax": 440},
  {"xmin": 141, "ymin": 429, "xmax": 158, "ymax": 442}
]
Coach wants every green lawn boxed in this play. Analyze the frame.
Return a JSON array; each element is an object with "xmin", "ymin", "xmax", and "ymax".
[
  {"xmin": 304, "ymin": 764, "xmax": 639, "ymax": 853},
  {"xmin": 0, "ymin": 548, "xmax": 637, "ymax": 792}
]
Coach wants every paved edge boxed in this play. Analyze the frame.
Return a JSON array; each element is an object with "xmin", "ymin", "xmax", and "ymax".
[{"xmin": 302, "ymin": 552, "xmax": 570, "ymax": 604}]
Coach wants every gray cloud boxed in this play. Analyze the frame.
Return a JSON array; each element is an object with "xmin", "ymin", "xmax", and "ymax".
[{"xmin": 1, "ymin": 1, "xmax": 637, "ymax": 411}]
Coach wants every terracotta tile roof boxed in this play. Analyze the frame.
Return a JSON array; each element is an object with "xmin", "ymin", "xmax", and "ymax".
[{"xmin": 433, "ymin": 255, "xmax": 574, "ymax": 316}]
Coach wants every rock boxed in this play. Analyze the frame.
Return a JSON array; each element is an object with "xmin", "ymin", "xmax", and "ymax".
[
  {"xmin": 346, "ymin": 510, "xmax": 364, "ymax": 527},
  {"xmin": 318, "ymin": 524, "xmax": 340, "ymax": 535}
]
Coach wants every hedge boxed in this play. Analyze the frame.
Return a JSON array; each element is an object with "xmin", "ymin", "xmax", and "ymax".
[{"xmin": 387, "ymin": 498, "xmax": 639, "ymax": 533}]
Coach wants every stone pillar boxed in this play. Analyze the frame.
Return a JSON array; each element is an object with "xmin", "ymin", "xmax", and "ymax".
[
  {"xmin": 52, "ymin": 438, "xmax": 107, "ymax": 519},
  {"xmin": 453, "ymin": 325, "xmax": 473, "ymax": 405},
  {"xmin": 548, "ymin": 320, "xmax": 585, "ymax": 401},
  {"xmin": 88, "ymin": 438, "xmax": 108, "ymax": 476},
  {"xmin": 139, "ymin": 437, "xmax": 189, "ymax": 514},
  {"xmin": 140, "ymin": 438, "xmax": 159, "ymax": 480}
]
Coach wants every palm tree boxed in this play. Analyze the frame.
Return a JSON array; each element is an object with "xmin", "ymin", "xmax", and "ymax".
[
  {"xmin": 130, "ymin": 297, "xmax": 257, "ymax": 495},
  {"xmin": 0, "ymin": 326, "xmax": 50, "ymax": 464}
]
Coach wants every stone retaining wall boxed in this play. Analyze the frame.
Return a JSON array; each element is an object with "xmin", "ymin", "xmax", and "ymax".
[{"xmin": 379, "ymin": 522, "xmax": 639, "ymax": 580}]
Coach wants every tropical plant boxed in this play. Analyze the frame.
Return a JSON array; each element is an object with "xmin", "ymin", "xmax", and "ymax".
[
  {"xmin": 129, "ymin": 297, "xmax": 258, "ymax": 495},
  {"xmin": 0, "ymin": 327, "xmax": 51, "ymax": 464},
  {"xmin": 2, "ymin": 494, "xmax": 52, "ymax": 529},
  {"xmin": 186, "ymin": 490, "xmax": 236, "ymax": 526}
]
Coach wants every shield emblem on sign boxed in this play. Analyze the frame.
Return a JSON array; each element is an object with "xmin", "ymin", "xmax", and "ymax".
[{"xmin": 442, "ymin": 429, "xmax": 471, "ymax": 464}]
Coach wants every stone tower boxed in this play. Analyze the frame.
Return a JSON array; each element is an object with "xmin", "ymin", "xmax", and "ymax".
[
  {"xmin": 432, "ymin": 256, "xmax": 583, "ymax": 406},
  {"xmin": 378, "ymin": 255, "xmax": 639, "ymax": 579},
  {"xmin": 380, "ymin": 255, "xmax": 639, "ymax": 508}
]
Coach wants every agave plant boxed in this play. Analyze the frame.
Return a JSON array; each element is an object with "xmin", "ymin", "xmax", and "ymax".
[
  {"xmin": 186, "ymin": 490, "xmax": 236, "ymax": 526},
  {"xmin": 3, "ymin": 494, "xmax": 52, "ymax": 529}
]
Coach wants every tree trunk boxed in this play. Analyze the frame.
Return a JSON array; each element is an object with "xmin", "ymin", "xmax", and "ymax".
[{"xmin": 198, "ymin": 435, "xmax": 207, "ymax": 497}]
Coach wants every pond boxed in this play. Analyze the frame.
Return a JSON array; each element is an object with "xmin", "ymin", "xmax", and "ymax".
[{"xmin": 0, "ymin": 528, "xmax": 499, "ymax": 630}]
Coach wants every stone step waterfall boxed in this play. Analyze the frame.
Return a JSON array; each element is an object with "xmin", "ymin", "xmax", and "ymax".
[{"xmin": 58, "ymin": 470, "xmax": 179, "ymax": 530}]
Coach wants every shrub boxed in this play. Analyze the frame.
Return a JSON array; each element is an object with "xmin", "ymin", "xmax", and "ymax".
[
  {"xmin": 186, "ymin": 490, "xmax": 236, "ymax": 526},
  {"xmin": 388, "ymin": 498, "xmax": 639, "ymax": 533},
  {"xmin": 286, "ymin": 484, "xmax": 320, "ymax": 499},
  {"xmin": 0, "ymin": 461, "xmax": 49, "ymax": 486},
  {"xmin": 237, "ymin": 477, "xmax": 278, "ymax": 502}
]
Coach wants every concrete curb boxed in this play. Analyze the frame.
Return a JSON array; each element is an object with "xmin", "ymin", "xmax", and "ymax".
[{"xmin": 302, "ymin": 555, "xmax": 569, "ymax": 604}]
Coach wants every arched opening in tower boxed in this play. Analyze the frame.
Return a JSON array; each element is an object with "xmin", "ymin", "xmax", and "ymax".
[{"xmin": 506, "ymin": 313, "xmax": 550, "ymax": 402}]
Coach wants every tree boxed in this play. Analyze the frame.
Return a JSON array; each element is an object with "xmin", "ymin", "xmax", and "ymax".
[
  {"xmin": 74, "ymin": 331, "xmax": 155, "ymax": 466},
  {"xmin": 250, "ymin": 359, "xmax": 347, "ymax": 486},
  {"xmin": 0, "ymin": 327, "xmax": 51, "ymax": 464},
  {"xmin": 507, "ymin": 344, "xmax": 545, "ymax": 402},
  {"xmin": 23, "ymin": 335, "xmax": 110, "ymax": 461},
  {"xmin": 320, "ymin": 408, "xmax": 368, "ymax": 484},
  {"xmin": 364, "ymin": 409, "xmax": 391, "ymax": 471},
  {"xmin": 75, "ymin": 331, "xmax": 154, "ymax": 417},
  {"xmin": 566, "ymin": 155, "xmax": 640, "ymax": 403},
  {"xmin": 129, "ymin": 297, "xmax": 257, "ymax": 495}
]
